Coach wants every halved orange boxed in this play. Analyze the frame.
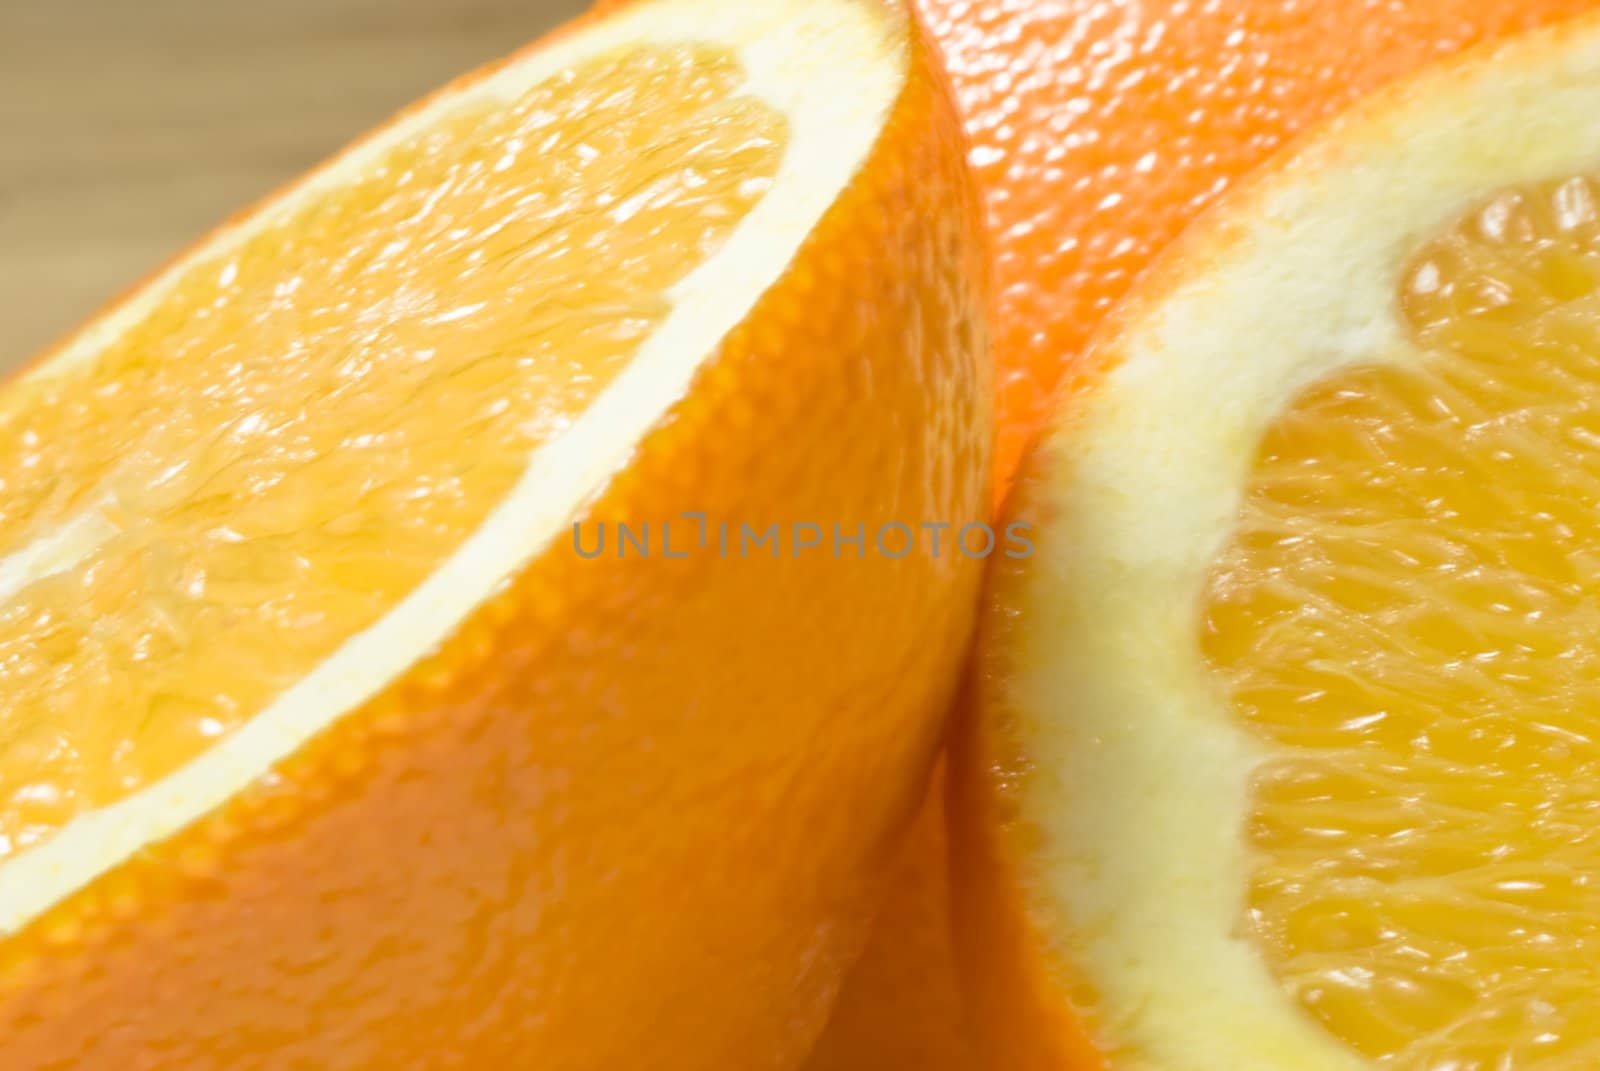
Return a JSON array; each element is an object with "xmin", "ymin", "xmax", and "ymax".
[
  {"xmin": 0, "ymin": 0, "xmax": 990, "ymax": 1066},
  {"xmin": 810, "ymin": 2, "xmax": 1597, "ymax": 1068},
  {"xmin": 965, "ymin": 13, "xmax": 1600, "ymax": 1069}
]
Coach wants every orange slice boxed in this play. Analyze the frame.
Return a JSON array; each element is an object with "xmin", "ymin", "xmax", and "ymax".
[
  {"xmin": 965, "ymin": 13, "xmax": 1600, "ymax": 1069},
  {"xmin": 807, "ymin": 2, "xmax": 1597, "ymax": 1068},
  {"xmin": 0, "ymin": 1, "xmax": 990, "ymax": 1067}
]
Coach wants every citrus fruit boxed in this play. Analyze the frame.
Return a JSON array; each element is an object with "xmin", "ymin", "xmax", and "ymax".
[
  {"xmin": 807, "ymin": 1, "xmax": 1598, "ymax": 1067},
  {"xmin": 963, "ymin": 12, "xmax": 1600, "ymax": 1068},
  {"xmin": 0, "ymin": 0, "xmax": 991, "ymax": 1066}
]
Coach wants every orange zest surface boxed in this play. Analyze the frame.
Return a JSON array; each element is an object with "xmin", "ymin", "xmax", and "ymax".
[
  {"xmin": 0, "ymin": 44, "xmax": 782, "ymax": 861},
  {"xmin": 1205, "ymin": 173, "xmax": 1600, "ymax": 1067}
]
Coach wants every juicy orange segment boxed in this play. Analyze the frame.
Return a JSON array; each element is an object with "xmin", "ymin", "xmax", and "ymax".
[
  {"xmin": 1204, "ymin": 174, "xmax": 1600, "ymax": 1066},
  {"xmin": 0, "ymin": 44, "xmax": 784, "ymax": 861}
]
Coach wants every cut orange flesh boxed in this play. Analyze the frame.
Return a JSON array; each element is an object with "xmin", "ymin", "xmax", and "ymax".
[
  {"xmin": 0, "ymin": 44, "xmax": 783, "ymax": 860},
  {"xmin": 967, "ymin": 14, "xmax": 1600, "ymax": 1071},
  {"xmin": 1209, "ymin": 173, "xmax": 1600, "ymax": 1065},
  {"xmin": 0, "ymin": 1, "xmax": 990, "ymax": 1067}
]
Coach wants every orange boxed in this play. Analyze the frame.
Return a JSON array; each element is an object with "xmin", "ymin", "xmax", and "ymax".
[
  {"xmin": 0, "ymin": 1, "xmax": 990, "ymax": 1067},
  {"xmin": 802, "ymin": 0, "xmax": 1600, "ymax": 1069},
  {"xmin": 969, "ymin": 11, "xmax": 1600, "ymax": 1069}
]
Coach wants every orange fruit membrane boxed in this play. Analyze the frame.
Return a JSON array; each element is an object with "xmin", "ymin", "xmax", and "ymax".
[
  {"xmin": 972, "ymin": 15, "xmax": 1600, "ymax": 1070},
  {"xmin": 0, "ymin": 1, "xmax": 991, "ymax": 1067}
]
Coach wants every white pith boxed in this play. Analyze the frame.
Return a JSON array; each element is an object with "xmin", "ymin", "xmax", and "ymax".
[
  {"xmin": 0, "ymin": 0, "xmax": 906, "ymax": 936},
  {"xmin": 1001, "ymin": 19, "xmax": 1600, "ymax": 1071}
]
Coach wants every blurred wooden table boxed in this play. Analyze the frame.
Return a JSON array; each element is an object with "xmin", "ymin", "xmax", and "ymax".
[{"xmin": 0, "ymin": 0, "xmax": 589, "ymax": 369}]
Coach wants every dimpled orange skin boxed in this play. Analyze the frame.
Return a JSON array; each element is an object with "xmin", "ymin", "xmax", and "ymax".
[
  {"xmin": 0, "ymin": 7, "xmax": 991, "ymax": 1070},
  {"xmin": 793, "ymin": 1, "xmax": 1600, "ymax": 1069}
]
